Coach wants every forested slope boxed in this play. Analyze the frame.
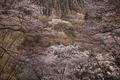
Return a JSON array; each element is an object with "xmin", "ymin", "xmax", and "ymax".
[{"xmin": 0, "ymin": 0, "xmax": 120, "ymax": 80}]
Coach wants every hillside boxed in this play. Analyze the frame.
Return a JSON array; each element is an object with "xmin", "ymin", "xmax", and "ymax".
[{"xmin": 0, "ymin": 0, "xmax": 120, "ymax": 80}]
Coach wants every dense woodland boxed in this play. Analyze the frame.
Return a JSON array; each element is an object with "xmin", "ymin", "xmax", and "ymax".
[{"xmin": 0, "ymin": 0, "xmax": 120, "ymax": 80}]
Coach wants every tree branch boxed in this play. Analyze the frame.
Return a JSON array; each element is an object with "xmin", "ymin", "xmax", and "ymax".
[{"xmin": 0, "ymin": 46, "xmax": 29, "ymax": 63}]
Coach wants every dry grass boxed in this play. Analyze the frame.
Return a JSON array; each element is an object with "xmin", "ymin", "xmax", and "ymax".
[{"xmin": 54, "ymin": 38, "xmax": 73, "ymax": 46}]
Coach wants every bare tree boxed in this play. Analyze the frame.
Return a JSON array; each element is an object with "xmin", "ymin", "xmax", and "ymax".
[{"xmin": 0, "ymin": 0, "xmax": 47, "ymax": 79}]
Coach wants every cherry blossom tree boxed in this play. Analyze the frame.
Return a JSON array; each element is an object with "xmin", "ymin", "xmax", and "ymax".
[{"xmin": 0, "ymin": 0, "xmax": 47, "ymax": 79}]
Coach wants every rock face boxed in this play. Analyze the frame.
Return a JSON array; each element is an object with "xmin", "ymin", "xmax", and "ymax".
[{"xmin": 35, "ymin": 0, "xmax": 84, "ymax": 17}]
